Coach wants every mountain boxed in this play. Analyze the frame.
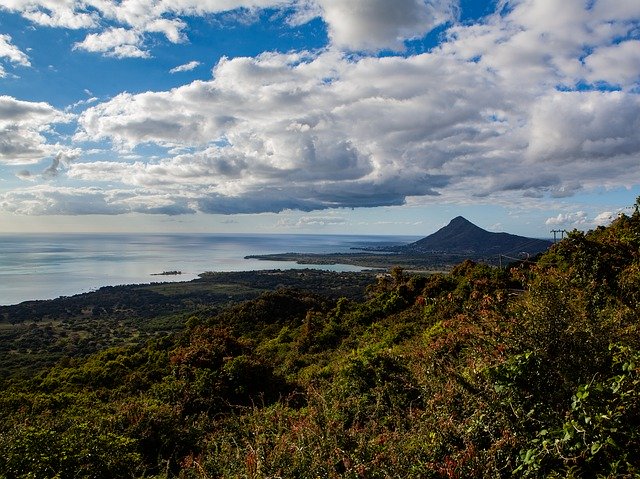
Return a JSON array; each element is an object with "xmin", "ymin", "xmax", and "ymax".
[{"xmin": 403, "ymin": 216, "xmax": 552, "ymax": 257}]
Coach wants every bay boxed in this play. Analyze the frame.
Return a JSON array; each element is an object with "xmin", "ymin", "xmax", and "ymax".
[{"xmin": 0, "ymin": 233, "xmax": 417, "ymax": 305}]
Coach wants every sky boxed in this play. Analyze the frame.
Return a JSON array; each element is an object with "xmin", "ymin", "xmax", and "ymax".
[{"xmin": 0, "ymin": 0, "xmax": 639, "ymax": 237}]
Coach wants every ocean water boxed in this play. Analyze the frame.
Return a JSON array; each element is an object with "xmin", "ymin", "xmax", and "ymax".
[{"xmin": 0, "ymin": 233, "xmax": 417, "ymax": 305}]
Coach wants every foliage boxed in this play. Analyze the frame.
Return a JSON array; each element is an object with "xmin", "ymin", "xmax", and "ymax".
[{"xmin": 1, "ymin": 201, "xmax": 640, "ymax": 477}]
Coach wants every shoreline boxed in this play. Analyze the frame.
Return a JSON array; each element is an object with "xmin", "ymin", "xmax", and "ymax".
[{"xmin": 245, "ymin": 251, "xmax": 489, "ymax": 272}]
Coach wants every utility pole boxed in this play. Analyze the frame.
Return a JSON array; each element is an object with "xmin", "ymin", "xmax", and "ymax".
[{"xmin": 551, "ymin": 229, "xmax": 567, "ymax": 243}]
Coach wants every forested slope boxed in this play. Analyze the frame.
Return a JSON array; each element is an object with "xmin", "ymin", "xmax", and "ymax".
[
  {"xmin": 1, "ymin": 202, "xmax": 639, "ymax": 478},
  {"xmin": 0, "ymin": 270, "xmax": 375, "ymax": 380}
]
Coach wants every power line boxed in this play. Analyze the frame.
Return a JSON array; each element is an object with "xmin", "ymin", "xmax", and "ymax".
[{"xmin": 550, "ymin": 229, "xmax": 567, "ymax": 243}]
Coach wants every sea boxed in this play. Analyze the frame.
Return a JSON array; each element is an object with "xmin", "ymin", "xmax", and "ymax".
[{"xmin": 0, "ymin": 233, "xmax": 418, "ymax": 306}]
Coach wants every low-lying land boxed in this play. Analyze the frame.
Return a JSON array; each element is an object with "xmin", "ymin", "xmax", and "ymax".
[
  {"xmin": 245, "ymin": 251, "xmax": 480, "ymax": 271},
  {"xmin": 246, "ymin": 216, "xmax": 551, "ymax": 271}
]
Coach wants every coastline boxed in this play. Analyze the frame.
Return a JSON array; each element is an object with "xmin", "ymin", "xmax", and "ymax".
[{"xmin": 0, "ymin": 233, "xmax": 416, "ymax": 306}]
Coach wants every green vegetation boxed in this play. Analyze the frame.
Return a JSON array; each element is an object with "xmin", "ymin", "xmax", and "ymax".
[
  {"xmin": 1, "ymin": 201, "xmax": 640, "ymax": 478},
  {"xmin": 245, "ymin": 251, "xmax": 490, "ymax": 271},
  {"xmin": 0, "ymin": 269, "xmax": 375, "ymax": 379}
]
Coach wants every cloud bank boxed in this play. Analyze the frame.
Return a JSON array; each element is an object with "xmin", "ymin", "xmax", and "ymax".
[
  {"xmin": 1, "ymin": 0, "xmax": 640, "ymax": 217},
  {"xmin": 1, "ymin": 0, "xmax": 455, "ymax": 56},
  {"xmin": 0, "ymin": 34, "xmax": 30, "ymax": 77},
  {"xmin": 0, "ymin": 96, "xmax": 73, "ymax": 165}
]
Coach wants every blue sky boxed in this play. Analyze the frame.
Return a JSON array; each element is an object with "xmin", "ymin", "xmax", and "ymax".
[{"xmin": 0, "ymin": 0, "xmax": 639, "ymax": 237}]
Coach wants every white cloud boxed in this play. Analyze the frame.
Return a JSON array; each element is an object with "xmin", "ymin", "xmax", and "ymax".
[
  {"xmin": 315, "ymin": 0, "xmax": 456, "ymax": 51},
  {"xmin": 3, "ymin": 0, "xmax": 640, "ymax": 217},
  {"xmin": 5, "ymin": 0, "xmax": 636, "ymax": 63},
  {"xmin": 584, "ymin": 40, "xmax": 640, "ymax": 89},
  {"xmin": 0, "ymin": 185, "xmax": 119, "ymax": 215},
  {"xmin": 144, "ymin": 18, "xmax": 187, "ymax": 43},
  {"xmin": 73, "ymin": 50, "xmax": 472, "ymax": 214},
  {"xmin": 590, "ymin": 0, "xmax": 640, "ymax": 25},
  {"xmin": 528, "ymin": 91, "xmax": 640, "ymax": 163},
  {"xmin": 42, "ymin": 149, "xmax": 82, "ymax": 178},
  {"xmin": 66, "ymin": 12, "xmax": 640, "ymax": 214},
  {"xmin": 0, "ymin": 96, "xmax": 74, "ymax": 165},
  {"xmin": 277, "ymin": 215, "xmax": 347, "ymax": 228},
  {"xmin": 170, "ymin": 60, "xmax": 201, "ymax": 73},
  {"xmin": 73, "ymin": 27, "xmax": 149, "ymax": 58},
  {"xmin": 545, "ymin": 211, "xmax": 588, "ymax": 227},
  {"xmin": 441, "ymin": 0, "xmax": 639, "ymax": 93},
  {"xmin": 593, "ymin": 211, "xmax": 616, "ymax": 226},
  {"xmin": 0, "ymin": 34, "xmax": 31, "ymax": 67},
  {"xmin": 545, "ymin": 209, "xmax": 621, "ymax": 229},
  {"xmin": 0, "ymin": 184, "xmax": 194, "ymax": 215},
  {"xmin": 11, "ymin": 0, "xmax": 97, "ymax": 29},
  {"xmin": 2, "ymin": 0, "xmax": 456, "ymax": 57},
  {"xmin": 0, "ymin": 1, "xmax": 261, "ymax": 57},
  {"xmin": 66, "ymin": 96, "xmax": 99, "ymax": 111}
]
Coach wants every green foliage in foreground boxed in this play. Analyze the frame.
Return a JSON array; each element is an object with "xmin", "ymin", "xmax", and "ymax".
[
  {"xmin": 1, "ymin": 203, "xmax": 640, "ymax": 478},
  {"xmin": 0, "ymin": 269, "xmax": 376, "ymax": 380}
]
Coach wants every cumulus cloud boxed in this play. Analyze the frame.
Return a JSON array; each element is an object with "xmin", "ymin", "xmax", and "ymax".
[
  {"xmin": 65, "ymin": 2, "xmax": 640, "ymax": 215},
  {"xmin": 584, "ymin": 40, "xmax": 640, "ymax": 89},
  {"xmin": 593, "ymin": 211, "xmax": 616, "ymax": 226},
  {"xmin": 42, "ymin": 149, "xmax": 81, "ymax": 178},
  {"xmin": 73, "ymin": 28, "xmax": 149, "ymax": 58},
  {"xmin": 0, "ymin": 96, "xmax": 73, "ymax": 165},
  {"xmin": 170, "ymin": 60, "xmax": 201, "ymax": 73},
  {"xmin": 6, "ymin": 0, "xmax": 637, "ymax": 64},
  {"xmin": 0, "ymin": 184, "xmax": 194, "ymax": 216},
  {"xmin": 3, "ymin": 0, "xmax": 640, "ymax": 217},
  {"xmin": 2, "ymin": 0, "xmax": 456, "ymax": 56},
  {"xmin": 0, "ymin": 34, "xmax": 31, "ymax": 68},
  {"xmin": 528, "ymin": 91, "xmax": 640, "ymax": 163},
  {"xmin": 441, "ymin": 0, "xmax": 640, "ymax": 93},
  {"xmin": 545, "ymin": 211, "xmax": 589, "ymax": 227},
  {"xmin": 2, "ymin": 1, "xmax": 186, "ymax": 58},
  {"xmin": 72, "ymin": 50, "xmax": 473, "ymax": 213},
  {"xmin": 5, "ymin": 0, "xmax": 97, "ymax": 29},
  {"xmin": 545, "ymin": 209, "xmax": 620, "ymax": 230},
  {"xmin": 315, "ymin": 0, "xmax": 456, "ymax": 51}
]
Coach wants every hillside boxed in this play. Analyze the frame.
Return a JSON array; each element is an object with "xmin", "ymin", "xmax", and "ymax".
[
  {"xmin": 404, "ymin": 216, "xmax": 553, "ymax": 256},
  {"xmin": 0, "ymin": 269, "xmax": 376, "ymax": 379},
  {"xmin": 0, "ymin": 200, "xmax": 639, "ymax": 478},
  {"xmin": 247, "ymin": 217, "xmax": 553, "ymax": 270}
]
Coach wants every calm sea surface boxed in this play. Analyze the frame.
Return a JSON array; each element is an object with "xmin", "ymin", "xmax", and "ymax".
[{"xmin": 0, "ymin": 233, "xmax": 417, "ymax": 305}]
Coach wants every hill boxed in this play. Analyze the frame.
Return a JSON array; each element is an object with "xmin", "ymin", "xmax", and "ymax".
[
  {"xmin": 404, "ymin": 216, "xmax": 552, "ymax": 256},
  {"xmin": 247, "ymin": 217, "xmax": 553, "ymax": 270},
  {"xmin": 0, "ymin": 200, "xmax": 639, "ymax": 478},
  {"xmin": 0, "ymin": 269, "xmax": 376, "ymax": 379}
]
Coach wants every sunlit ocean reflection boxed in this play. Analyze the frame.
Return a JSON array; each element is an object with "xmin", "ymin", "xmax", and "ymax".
[{"xmin": 0, "ymin": 233, "xmax": 417, "ymax": 305}]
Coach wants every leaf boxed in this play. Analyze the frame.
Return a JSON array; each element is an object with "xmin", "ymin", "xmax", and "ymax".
[{"xmin": 522, "ymin": 448, "xmax": 536, "ymax": 465}]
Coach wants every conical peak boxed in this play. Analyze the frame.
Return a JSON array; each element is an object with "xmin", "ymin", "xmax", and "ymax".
[
  {"xmin": 407, "ymin": 216, "xmax": 552, "ymax": 256},
  {"xmin": 449, "ymin": 216, "xmax": 473, "ymax": 225}
]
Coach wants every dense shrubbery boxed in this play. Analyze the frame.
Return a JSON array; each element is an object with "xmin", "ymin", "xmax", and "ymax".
[
  {"xmin": 0, "ymin": 270, "xmax": 376, "ymax": 381},
  {"xmin": 1, "ymin": 201, "xmax": 640, "ymax": 477}
]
